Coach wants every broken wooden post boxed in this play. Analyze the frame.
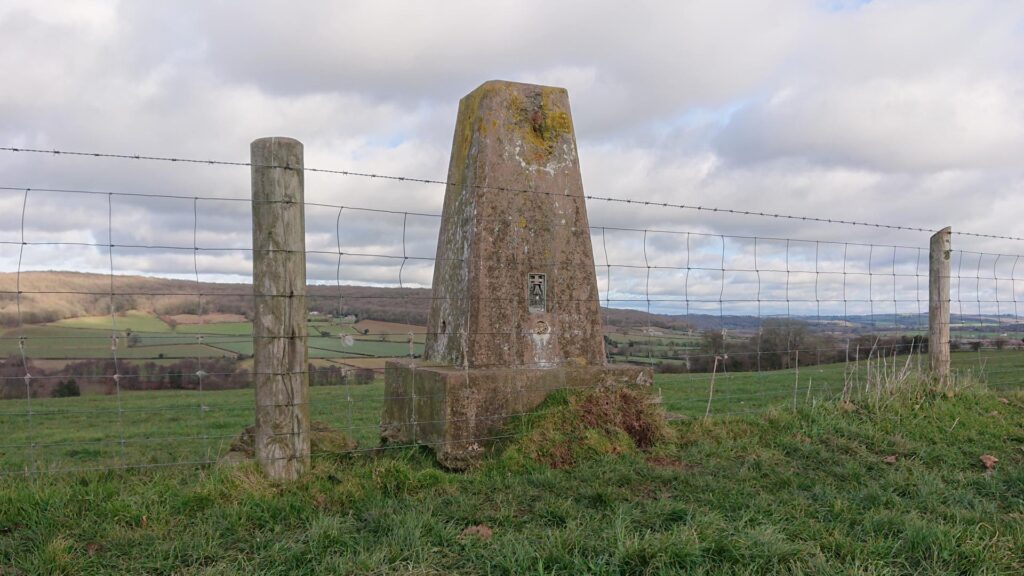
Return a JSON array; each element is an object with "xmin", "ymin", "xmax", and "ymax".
[
  {"xmin": 251, "ymin": 137, "xmax": 310, "ymax": 481},
  {"xmin": 929, "ymin": 226, "xmax": 951, "ymax": 382}
]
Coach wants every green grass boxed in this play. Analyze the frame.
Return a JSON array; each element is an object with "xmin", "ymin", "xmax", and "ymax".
[
  {"xmin": 1, "ymin": 385, "xmax": 1022, "ymax": 573},
  {"xmin": 0, "ymin": 325, "xmax": 233, "ymax": 360},
  {"xmin": 51, "ymin": 312, "xmax": 172, "ymax": 333},
  {"xmin": 202, "ymin": 336, "xmax": 422, "ymax": 360},
  {"xmin": 0, "ymin": 319, "xmax": 425, "ymax": 361},
  {"xmin": 0, "ymin": 323, "xmax": 222, "ymax": 358},
  {"xmin": 3, "ymin": 351, "xmax": 1022, "ymax": 474},
  {"xmin": 635, "ymin": 350, "xmax": 1024, "ymax": 419},
  {"xmin": 1, "ymin": 352, "xmax": 1022, "ymax": 573},
  {"xmin": 610, "ymin": 355, "xmax": 686, "ymax": 366},
  {"xmin": 176, "ymin": 322, "xmax": 253, "ymax": 336},
  {"xmin": 0, "ymin": 384, "xmax": 386, "ymax": 474},
  {"xmin": 0, "ymin": 324, "xmax": 238, "ymax": 360}
]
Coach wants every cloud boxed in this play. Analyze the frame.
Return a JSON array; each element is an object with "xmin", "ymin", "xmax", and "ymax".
[
  {"xmin": 715, "ymin": 75, "xmax": 1024, "ymax": 172},
  {"xmin": 0, "ymin": 0, "xmax": 1021, "ymax": 316}
]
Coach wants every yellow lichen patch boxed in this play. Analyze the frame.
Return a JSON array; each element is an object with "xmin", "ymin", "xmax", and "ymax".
[
  {"xmin": 507, "ymin": 86, "xmax": 574, "ymax": 159},
  {"xmin": 452, "ymin": 84, "xmax": 495, "ymax": 170}
]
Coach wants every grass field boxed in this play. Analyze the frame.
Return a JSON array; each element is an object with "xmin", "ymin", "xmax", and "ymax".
[
  {"xmin": 0, "ymin": 385, "xmax": 385, "ymax": 474},
  {"xmin": 0, "ymin": 313, "xmax": 426, "ymax": 363},
  {"xmin": 1, "ymin": 375, "xmax": 1022, "ymax": 573},
  {"xmin": 52, "ymin": 312, "xmax": 173, "ymax": 333},
  {"xmin": 1, "ymin": 340, "xmax": 1022, "ymax": 573},
  {"xmin": 2, "ymin": 351, "xmax": 1021, "ymax": 475}
]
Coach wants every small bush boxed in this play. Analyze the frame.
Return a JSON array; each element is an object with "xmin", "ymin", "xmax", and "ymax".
[
  {"xmin": 353, "ymin": 368, "xmax": 375, "ymax": 385},
  {"xmin": 51, "ymin": 379, "xmax": 80, "ymax": 398},
  {"xmin": 655, "ymin": 361, "xmax": 688, "ymax": 374}
]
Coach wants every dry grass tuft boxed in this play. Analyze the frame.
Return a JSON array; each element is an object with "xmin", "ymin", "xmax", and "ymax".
[
  {"xmin": 504, "ymin": 385, "xmax": 671, "ymax": 469},
  {"xmin": 574, "ymin": 385, "xmax": 668, "ymax": 450},
  {"xmin": 840, "ymin": 342, "xmax": 982, "ymax": 410}
]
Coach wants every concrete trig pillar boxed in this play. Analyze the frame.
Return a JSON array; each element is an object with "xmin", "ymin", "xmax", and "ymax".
[{"xmin": 382, "ymin": 81, "xmax": 650, "ymax": 468}]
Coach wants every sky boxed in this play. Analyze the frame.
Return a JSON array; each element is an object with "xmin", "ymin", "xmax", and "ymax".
[{"xmin": 0, "ymin": 0, "xmax": 1022, "ymax": 316}]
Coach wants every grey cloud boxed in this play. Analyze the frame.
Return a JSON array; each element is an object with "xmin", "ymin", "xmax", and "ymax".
[{"xmin": 0, "ymin": 0, "xmax": 1021, "ymax": 316}]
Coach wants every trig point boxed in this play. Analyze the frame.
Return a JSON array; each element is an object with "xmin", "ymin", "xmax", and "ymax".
[{"xmin": 382, "ymin": 80, "xmax": 651, "ymax": 468}]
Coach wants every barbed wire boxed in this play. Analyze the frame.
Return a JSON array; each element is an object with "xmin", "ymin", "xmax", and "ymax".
[{"xmin": 4, "ymin": 146, "xmax": 1024, "ymax": 241}]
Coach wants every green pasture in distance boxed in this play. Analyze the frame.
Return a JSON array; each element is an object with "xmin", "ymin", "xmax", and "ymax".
[
  {"xmin": 2, "ymin": 350, "xmax": 1020, "ymax": 474},
  {"xmin": 609, "ymin": 355, "xmax": 673, "ymax": 366},
  {"xmin": 118, "ymin": 344, "xmax": 234, "ymax": 360},
  {"xmin": 0, "ymin": 325, "xmax": 237, "ymax": 360},
  {"xmin": 357, "ymin": 333, "xmax": 428, "ymax": 344},
  {"xmin": 186, "ymin": 336, "xmax": 423, "ymax": 360},
  {"xmin": 952, "ymin": 331, "xmax": 1024, "ymax": 340},
  {"xmin": 51, "ymin": 312, "xmax": 172, "ymax": 333},
  {"xmin": 0, "ymin": 325, "xmax": 122, "ymax": 358},
  {"xmin": 176, "ymin": 321, "xmax": 414, "ymax": 342},
  {"xmin": 132, "ymin": 334, "xmax": 233, "ymax": 347},
  {"xmin": 307, "ymin": 324, "xmax": 364, "ymax": 338},
  {"xmin": 309, "ymin": 336, "xmax": 421, "ymax": 359},
  {"xmin": 201, "ymin": 340, "xmax": 252, "ymax": 357},
  {"xmin": 176, "ymin": 322, "xmax": 253, "ymax": 336}
]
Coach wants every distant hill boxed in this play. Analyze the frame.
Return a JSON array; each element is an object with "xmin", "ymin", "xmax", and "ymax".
[
  {"xmin": 0, "ymin": 272, "xmax": 691, "ymax": 329},
  {"xmin": 0, "ymin": 272, "xmax": 430, "ymax": 327},
  {"xmin": 2, "ymin": 272, "xmax": 1019, "ymax": 335}
]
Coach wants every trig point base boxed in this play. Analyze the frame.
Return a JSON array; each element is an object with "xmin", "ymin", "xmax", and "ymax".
[
  {"xmin": 382, "ymin": 80, "xmax": 651, "ymax": 469},
  {"xmin": 383, "ymin": 361, "xmax": 650, "ymax": 469}
]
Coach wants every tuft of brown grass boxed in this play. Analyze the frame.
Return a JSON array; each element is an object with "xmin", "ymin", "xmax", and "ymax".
[
  {"xmin": 839, "ymin": 341, "xmax": 982, "ymax": 410},
  {"xmin": 503, "ymin": 385, "xmax": 671, "ymax": 469},
  {"xmin": 573, "ymin": 386, "xmax": 668, "ymax": 450}
]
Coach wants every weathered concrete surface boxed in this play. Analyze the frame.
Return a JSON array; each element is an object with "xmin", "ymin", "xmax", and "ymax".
[
  {"xmin": 383, "ymin": 81, "xmax": 653, "ymax": 468},
  {"xmin": 383, "ymin": 359, "xmax": 652, "ymax": 469},
  {"xmin": 424, "ymin": 80, "xmax": 605, "ymax": 368}
]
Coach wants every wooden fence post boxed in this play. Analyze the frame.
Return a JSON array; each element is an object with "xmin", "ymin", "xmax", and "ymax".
[
  {"xmin": 929, "ymin": 226, "xmax": 951, "ymax": 382},
  {"xmin": 251, "ymin": 137, "xmax": 309, "ymax": 481}
]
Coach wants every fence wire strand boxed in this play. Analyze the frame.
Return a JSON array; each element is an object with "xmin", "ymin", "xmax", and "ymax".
[{"xmin": 0, "ymin": 146, "xmax": 1021, "ymax": 477}]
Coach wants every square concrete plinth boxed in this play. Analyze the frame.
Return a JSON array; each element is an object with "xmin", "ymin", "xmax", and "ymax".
[{"xmin": 382, "ymin": 360, "xmax": 652, "ymax": 469}]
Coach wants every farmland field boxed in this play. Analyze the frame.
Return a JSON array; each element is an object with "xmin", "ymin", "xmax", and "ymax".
[
  {"xmin": 0, "ymin": 312, "xmax": 426, "ymax": 363},
  {"xmin": 0, "ymin": 384, "xmax": 385, "ymax": 474},
  {"xmin": 2, "ymin": 360, "xmax": 1023, "ymax": 574},
  {"xmin": 176, "ymin": 321, "xmax": 252, "ymax": 336},
  {"xmin": 52, "ymin": 311, "xmax": 173, "ymax": 332},
  {"xmin": 3, "ymin": 350, "xmax": 1021, "ymax": 476}
]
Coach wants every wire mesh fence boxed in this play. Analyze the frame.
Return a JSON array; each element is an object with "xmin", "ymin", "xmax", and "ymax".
[{"xmin": 0, "ymin": 146, "xmax": 1021, "ymax": 476}]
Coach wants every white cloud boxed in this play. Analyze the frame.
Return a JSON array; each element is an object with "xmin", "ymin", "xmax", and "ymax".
[{"xmin": 0, "ymin": 0, "xmax": 1021, "ymax": 315}]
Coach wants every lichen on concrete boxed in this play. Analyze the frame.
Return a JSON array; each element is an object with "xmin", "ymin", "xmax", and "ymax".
[{"xmin": 386, "ymin": 80, "xmax": 652, "ymax": 469}]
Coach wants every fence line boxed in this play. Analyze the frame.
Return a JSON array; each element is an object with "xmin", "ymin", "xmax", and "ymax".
[
  {"xmin": 0, "ymin": 143, "xmax": 1020, "ymax": 478},
  {"xmin": 5, "ymin": 146, "xmax": 1024, "ymax": 242}
]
